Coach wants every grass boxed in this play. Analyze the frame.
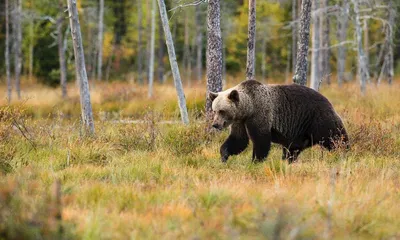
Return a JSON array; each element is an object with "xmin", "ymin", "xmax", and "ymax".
[{"xmin": 0, "ymin": 80, "xmax": 400, "ymax": 239}]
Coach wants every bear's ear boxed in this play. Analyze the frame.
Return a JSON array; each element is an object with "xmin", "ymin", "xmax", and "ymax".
[
  {"xmin": 228, "ymin": 90, "xmax": 239, "ymax": 103},
  {"xmin": 208, "ymin": 91, "xmax": 219, "ymax": 102}
]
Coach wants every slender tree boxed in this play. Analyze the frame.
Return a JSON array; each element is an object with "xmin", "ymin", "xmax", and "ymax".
[
  {"xmin": 97, "ymin": 0, "xmax": 104, "ymax": 81},
  {"xmin": 292, "ymin": 0, "xmax": 297, "ymax": 75},
  {"xmin": 148, "ymin": 0, "xmax": 156, "ymax": 98},
  {"xmin": 157, "ymin": 0, "xmax": 189, "ymax": 124},
  {"xmin": 14, "ymin": 0, "xmax": 23, "ymax": 99},
  {"xmin": 157, "ymin": 16, "xmax": 165, "ymax": 83},
  {"xmin": 137, "ymin": 0, "xmax": 143, "ymax": 84},
  {"xmin": 5, "ymin": 0, "xmax": 11, "ymax": 103},
  {"xmin": 319, "ymin": 0, "xmax": 330, "ymax": 85},
  {"xmin": 67, "ymin": 0, "xmax": 95, "ymax": 135},
  {"xmin": 246, "ymin": 0, "xmax": 256, "ymax": 80},
  {"xmin": 351, "ymin": 0, "xmax": 369, "ymax": 94},
  {"xmin": 57, "ymin": 0, "xmax": 67, "ymax": 98},
  {"xmin": 310, "ymin": 0, "xmax": 320, "ymax": 90},
  {"xmin": 28, "ymin": 0, "xmax": 34, "ymax": 83},
  {"xmin": 337, "ymin": 0, "xmax": 349, "ymax": 86},
  {"xmin": 195, "ymin": 4, "xmax": 203, "ymax": 82},
  {"xmin": 386, "ymin": 0, "xmax": 395, "ymax": 85},
  {"xmin": 293, "ymin": 0, "xmax": 312, "ymax": 86},
  {"xmin": 183, "ymin": 10, "xmax": 191, "ymax": 86},
  {"xmin": 206, "ymin": 0, "xmax": 223, "ymax": 119}
]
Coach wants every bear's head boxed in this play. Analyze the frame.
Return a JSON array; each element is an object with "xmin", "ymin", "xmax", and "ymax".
[{"xmin": 209, "ymin": 89, "xmax": 252, "ymax": 130}]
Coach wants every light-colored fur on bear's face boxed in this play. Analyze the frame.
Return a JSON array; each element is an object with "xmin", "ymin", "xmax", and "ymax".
[{"xmin": 210, "ymin": 88, "xmax": 253, "ymax": 130}]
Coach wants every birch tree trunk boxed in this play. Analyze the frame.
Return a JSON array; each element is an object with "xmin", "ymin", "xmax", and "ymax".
[
  {"xmin": 195, "ymin": 4, "xmax": 203, "ymax": 82},
  {"xmin": 293, "ymin": 0, "xmax": 312, "ymax": 86},
  {"xmin": 319, "ymin": 0, "xmax": 330, "ymax": 85},
  {"xmin": 14, "ymin": 0, "xmax": 22, "ymax": 99},
  {"xmin": 206, "ymin": 0, "xmax": 223, "ymax": 119},
  {"xmin": 28, "ymin": 0, "xmax": 34, "ymax": 83},
  {"xmin": 58, "ymin": 0, "xmax": 67, "ymax": 98},
  {"xmin": 5, "ymin": 0, "xmax": 11, "ymax": 103},
  {"xmin": 363, "ymin": 18, "xmax": 369, "ymax": 81},
  {"xmin": 292, "ymin": 0, "xmax": 297, "ymax": 75},
  {"xmin": 246, "ymin": 0, "xmax": 256, "ymax": 80},
  {"xmin": 97, "ymin": 0, "xmax": 104, "ymax": 81},
  {"xmin": 351, "ymin": 0, "xmax": 369, "ymax": 94},
  {"xmin": 261, "ymin": 36, "xmax": 267, "ymax": 82},
  {"xmin": 310, "ymin": 0, "xmax": 320, "ymax": 91},
  {"xmin": 157, "ymin": 16, "xmax": 165, "ymax": 83},
  {"xmin": 387, "ymin": 0, "xmax": 395, "ymax": 85},
  {"xmin": 337, "ymin": 0, "xmax": 349, "ymax": 87},
  {"xmin": 157, "ymin": 0, "xmax": 189, "ymax": 124},
  {"xmin": 137, "ymin": 0, "xmax": 143, "ymax": 84},
  {"xmin": 67, "ymin": 0, "xmax": 95, "ymax": 135},
  {"xmin": 148, "ymin": 0, "xmax": 156, "ymax": 98},
  {"xmin": 146, "ymin": 0, "xmax": 151, "ymax": 82},
  {"xmin": 183, "ymin": 10, "xmax": 190, "ymax": 85}
]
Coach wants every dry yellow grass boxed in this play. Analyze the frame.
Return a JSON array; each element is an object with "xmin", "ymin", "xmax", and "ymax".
[{"xmin": 0, "ymin": 79, "xmax": 399, "ymax": 239}]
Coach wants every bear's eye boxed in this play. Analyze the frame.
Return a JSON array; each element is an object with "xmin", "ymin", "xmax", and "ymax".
[{"xmin": 219, "ymin": 110, "xmax": 225, "ymax": 115}]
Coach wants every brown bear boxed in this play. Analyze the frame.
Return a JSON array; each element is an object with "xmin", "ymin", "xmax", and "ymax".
[{"xmin": 209, "ymin": 80, "xmax": 349, "ymax": 163}]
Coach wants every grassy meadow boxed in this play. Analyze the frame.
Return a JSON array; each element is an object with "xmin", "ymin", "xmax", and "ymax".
[{"xmin": 1, "ymin": 79, "xmax": 400, "ymax": 239}]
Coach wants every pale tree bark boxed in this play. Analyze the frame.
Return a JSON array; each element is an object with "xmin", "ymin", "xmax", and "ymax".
[
  {"xmin": 97, "ymin": 0, "xmax": 104, "ymax": 81},
  {"xmin": 386, "ymin": 0, "xmax": 395, "ymax": 85},
  {"xmin": 206, "ymin": 0, "xmax": 223, "ymax": 119},
  {"xmin": 351, "ymin": 0, "xmax": 369, "ymax": 94},
  {"xmin": 14, "ymin": 0, "xmax": 23, "ymax": 99},
  {"xmin": 28, "ymin": 0, "xmax": 34, "ymax": 83},
  {"xmin": 5, "ymin": 0, "xmax": 11, "ymax": 103},
  {"xmin": 363, "ymin": 18, "xmax": 369, "ymax": 80},
  {"xmin": 157, "ymin": 0, "xmax": 189, "ymax": 124},
  {"xmin": 195, "ymin": 4, "xmax": 203, "ymax": 82},
  {"xmin": 58, "ymin": 0, "xmax": 67, "ymax": 98},
  {"xmin": 148, "ymin": 0, "xmax": 156, "ymax": 98},
  {"xmin": 157, "ymin": 16, "xmax": 165, "ymax": 83},
  {"xmin": 292, "ymin": 0, "xmax": 297, "ymax": 74},
  {"xmin": 261, "ymin": 36, "xmax": 267, "ymax": 82},
  {"xmin": 246, "ymin": 0, "xmax": 256, "ymax": 80},
  {"xmin": 293, "ymin": 0, "xmax": 312, "ymax": 86},
  {"xmin": 337, "ymin": 0, "xmax": 349, "ymax": 87},
  {"xmin": 137, "ymin": 0, "xmax": 143, "ymax": 84},
  {"xmin": 310, "ymin": 0, "xmax": 320, "ymax": 91},
  {"xmin": 319, "ymin": 0, "xmax": 330, "ymax": 85},
  {"xmin": 146, "ymin": 0, "xmax": 151, "ymax": 82},
  {"xmin": 67, "ymin": 0, "xmax": 95, "ymax": 135},
  {"xmin": 183, "ymin": 10, "xmax": 190, "ymax": 85}
]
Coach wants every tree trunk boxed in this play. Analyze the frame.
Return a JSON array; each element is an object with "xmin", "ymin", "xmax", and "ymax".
[
  {"xmin": 137, "ymin": 0, "xmax": 143, "ymax": 84},
  {"xmin": 28, "ymin": 0, "xmax": 34, "ymax": 83},
  {"xmin": 310, "ymin": 0, "xmax": 320, "ymax": 91},
  {"xmin": 146, "ymin": 0, "xmax": 151, "ymax": 83},
  {"xmin": 14, "ymin": 0, "xmax": 22, "ymax": 99},
  {"xmin": 5, "ymin": 0, "xmax": 11, "ymax": 103},
  {"xmin": 293, "ymin": 0, "xmax": 312, "ymax": 86},
  {"xmin": 246, "ymin": 0, "xmax": 256, "ymax": 80},
  {"xmin": 363, "ymin": 18, "xmax": 369, "ymax": 82},
  {"xmin": 58, "ymin": 0, "xmax": 67, "ymax": 98},
  {"xmin": 337, "ymin": 0, "xmax": 349, "ymax": 87},
  {"xmin": 157, "ymin": 0, "xmax": 189, "ymax": 124},
  {"xmin": 183, "ymin": 10, "xmax": 190, "ymax": 86},
  {"xmin": 195, "ymin": 4, "xmax": 203, "ymax": 82},
  {"xmin": 291, "ymin": 0, "xmax": 297, "ymax": 75},
  {"xmin": 67, "ymin": 0, "xmax": 95, "ymax": 135},
  {"xmin": 387, "ymin": 0, "xmax": 395, "ymax": 85},
  {"xmin": 261, "ymin": 36, "xmax": 267, "ymax": 82},
  {"xmin": 97, "ymin": 0, "xmax": 104, "ymax": 81},
  {"xmin": 206, "ymin": 0, "xmax": 223, "ymax": 119},
  {"xmin": 319, "ymin": 0, "xmax": 330, "ymax": 85},
  {"xmin": 157, "ymin": 16, "xmax": 165, "ymax": 83},
  {"xmin": 148, "ymin": 0, "xmax": 156, "ymax": 98},
  {"xmin": 351, "ymin": 0, "xmax": 369, "ymax": 94}
]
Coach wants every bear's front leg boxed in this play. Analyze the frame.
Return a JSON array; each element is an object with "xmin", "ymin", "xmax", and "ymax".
[
  {"xmin": 220, "ymin": 123, "xmax": 249, "ymax": 162},
  {"xmin": 245, "ymin": 120, "xmax": 271, "ymax": 162}
]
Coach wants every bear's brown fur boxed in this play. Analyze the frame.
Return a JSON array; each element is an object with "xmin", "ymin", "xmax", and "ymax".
[{"xmin": 209, "ymin": 80, "xmax": 349, "ymax": 163}]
